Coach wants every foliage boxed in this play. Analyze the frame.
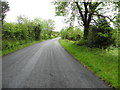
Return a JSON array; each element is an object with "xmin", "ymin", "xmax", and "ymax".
[
  {"xmin": 75, "ymin": 39, "xmax": 87, "ymax": 46},
  {"xmin": 0, "ymin": 0, "xmax": 10, "ymax": 25},
  {"xmin": 41, "ymin": 19, "xmax": 55, "ymax": 39},
  {"xmin": 60, "ymin": 26, "xmax": 83, "ymax": 41},
  {"xmin": 2, "ymin": 16, "xmax": 58, "ymax": 54},
  {"xmin": 53, "ymin": 1, "xmax": 114, "ymax": 39},
  {"xmin": 2, "ymin": 40, "xmax": 44, "ymax": 56},
  {"xmin": 59, "ymin": 39, "xmax": 118, "ymax": 89},
  {"xmin": 113, "ymin": 2, "xmax": 120, "ymax": 47},
  {"xmin": 112, "ymin": 28, "xmax": 119, "ymax": 47},
  {"xmin": 87, "ymin": 18, "xmax": 114, "ymax": 49},
  {"xmin": 60, "ymin": 18, "xmax": 115, "ymax": 49}
]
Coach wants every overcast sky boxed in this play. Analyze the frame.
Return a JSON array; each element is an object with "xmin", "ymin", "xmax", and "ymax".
[
  {"xmin": 5, "ymin": 0, "xmax": 68, "ymax": 32},
  {"xmin": 5, "ymin": 0, "xmax": 117, "ymax": 31}
]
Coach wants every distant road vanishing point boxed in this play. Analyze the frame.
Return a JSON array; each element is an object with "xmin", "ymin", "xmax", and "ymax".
[{"xmin": 3, "ymin": 38, "xmax": 113, "ymax": 89}]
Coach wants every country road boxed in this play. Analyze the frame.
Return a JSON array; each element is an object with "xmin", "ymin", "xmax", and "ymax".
[{"xmin": 2, "ymin": 38, "xmax": 112, "ymax": 88}]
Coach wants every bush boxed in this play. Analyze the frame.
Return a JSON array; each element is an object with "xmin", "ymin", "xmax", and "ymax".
[
  {"xmin": 112, "ymin": 28, "xmax": 119, "ymax": 47},
  {"xmin": 87, "ymin": 18, "xmax": 114, "ymax": 49},
  {"xmin": 75, "ymin": 39, "xmax": 87, "ymax": 46},
  {"xmin": 60, "ymin": 26, "xmax": 83, "ymax": 41},
  {"xmin": 2, "ymin": 17, "xmax": 57, "ymax": 52}
]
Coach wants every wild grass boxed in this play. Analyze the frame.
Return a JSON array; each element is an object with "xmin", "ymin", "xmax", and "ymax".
[
  {"xmin": 59, "ymin": 39, "xmax": 118, "ymax": 89},
  {"xmin": 1, "ymin": 40, "xmax": 44, "ymax": 56}
]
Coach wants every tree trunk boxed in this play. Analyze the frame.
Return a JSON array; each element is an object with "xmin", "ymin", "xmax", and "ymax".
[{"xmin": 84, "ymin": 24, "xmax": 89, "ymax": 40}]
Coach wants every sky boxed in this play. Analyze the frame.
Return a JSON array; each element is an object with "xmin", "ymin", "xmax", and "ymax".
[
  {"xmin": 5, "ymin": 0, "xmax": 68, "ymax": 32},
  {"xmin": 5, "ymin": 0, "xmax": 117, "ymax": 31}
]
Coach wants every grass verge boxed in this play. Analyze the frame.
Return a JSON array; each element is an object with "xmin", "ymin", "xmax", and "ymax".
[
  {"xmin": 59, "ymin": 39, "xmax": 118, "ymax": 89},
  {"xmin": 1, "ymin": 40, "xmax": 44, "ymax": 56}
]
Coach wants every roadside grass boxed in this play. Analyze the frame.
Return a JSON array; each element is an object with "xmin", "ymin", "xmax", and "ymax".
[
  {"xmin": 59, "ymin": 39, "xmax": 118, "ymax": 89},
  {"xmin": 1, "ymin": 40, "xmax": 44, "ymax": 56}
]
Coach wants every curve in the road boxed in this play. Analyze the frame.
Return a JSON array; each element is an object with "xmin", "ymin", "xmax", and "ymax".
[{"xmin": 2, "ymin": 38, "xmax": 113, "ymax": 88}]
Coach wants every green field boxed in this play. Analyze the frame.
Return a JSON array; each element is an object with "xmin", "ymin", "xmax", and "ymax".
[{"xmin": 59, "ymin": 39, "xmax": 118, "ymax": 89}]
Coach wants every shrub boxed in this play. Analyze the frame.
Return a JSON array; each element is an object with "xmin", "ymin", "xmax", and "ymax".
[
  {"xmin": 75, "ymin": 39, "xmax": 87, "ymax": 46},
  {"xmin": 87, "ymin": 18, "xmax": 114, "ymax": 49},
  {"xmin": 60, "ymin": 26, "xmax": 83, "ymax": 41}
]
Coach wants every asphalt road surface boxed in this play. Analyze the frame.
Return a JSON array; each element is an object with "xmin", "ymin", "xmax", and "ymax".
[{"xmin": 3, "ymin": 38, "xmax": 112, "ymax": 88}]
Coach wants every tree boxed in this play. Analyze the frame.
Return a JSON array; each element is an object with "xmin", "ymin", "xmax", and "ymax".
[
  {"xmin": 87, "ymin": 18, "xmax": 114, "ymax": 49},
  {"xmin": 53, "ymin": 1, "xmax": 114, "ymax": 39},
  {"xmin": 60, "ymin": 26, "xmax": 83, "ymax": 41},
  {"xmin": 113, "ymin": 2, "xmax": 120, "ymax": 47},
  {"xmin": 2, "ymin": 16, "xmax": 58, "ymax": 51},
  {"xmin": 42, "ymin": 19, "xmax": 55, "ymax": 39},
  {"xmin": 32, "ymin": 23, "xmax": 41, "ymax": 40},
  {"xmin": 0, "ymin": 0, "xmax": 10, "ymax": 26}
]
